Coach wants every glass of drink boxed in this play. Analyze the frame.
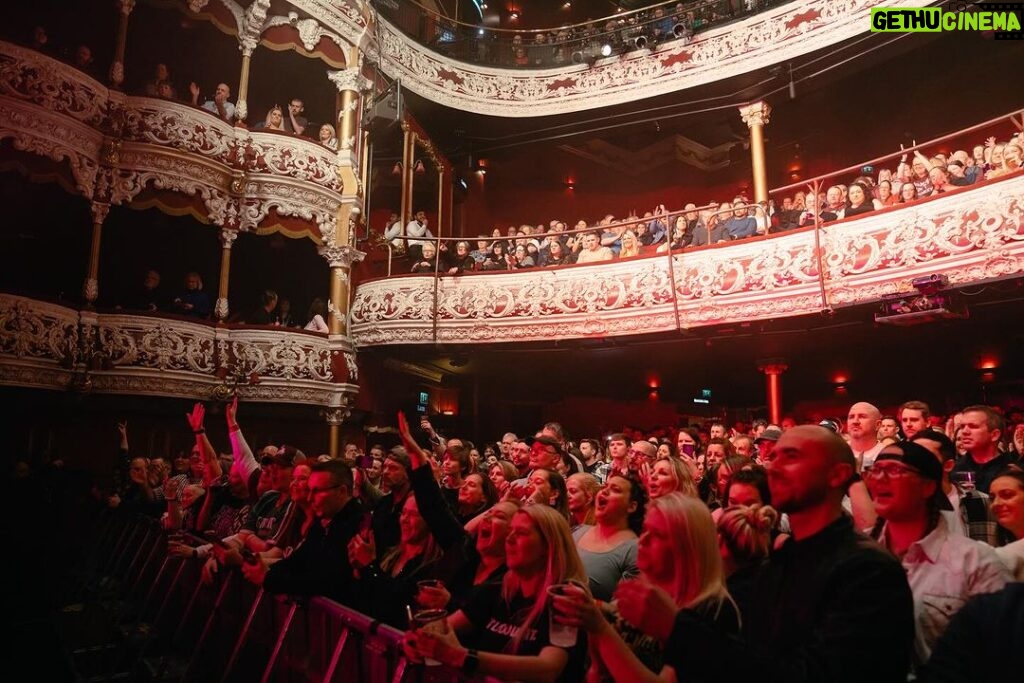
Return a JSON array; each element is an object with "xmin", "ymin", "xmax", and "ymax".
[
  {"xmin": 412, "ymin": 608, "xmax": 449, "ymax": 666},
  {"xmin": 952, "ymin": 471, "xmax": 976, "ymax": 491},
  {"xmin": 546, "ymin": 584, "xmax": 579, "ymax": 647}
]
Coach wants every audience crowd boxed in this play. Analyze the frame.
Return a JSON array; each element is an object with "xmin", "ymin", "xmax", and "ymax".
[{"xmin": 78, "ymin": 396, "xmax": 1024, "ymax": 681}]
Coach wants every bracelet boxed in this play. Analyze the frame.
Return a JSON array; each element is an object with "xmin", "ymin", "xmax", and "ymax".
[
  {"xmin": 460, "ymin": 648, "xmax": 480, "ymax": 675},
  {"xmin": 193, "ymin": 428, "xmax": 206, "ymax": 435}
]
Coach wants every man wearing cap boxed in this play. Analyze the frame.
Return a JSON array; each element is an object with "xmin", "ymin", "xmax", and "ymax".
[
  {"xmin": 511, "ymin": 435, "xmax": 566, "ymax": 487},
  {"xmin": 753, "ymin": 426, "xmax": 781, "ymax": 464},
  {"xmin": 610, "ymin": 425, "xmax": 914, "ymax": 682},
  {"xmin": 911, "ymin": 430, "xmax": 999, "ymax": 546},
  {"xmin": 847, "ymin": 402, "xmax": 885, "ymax": 472},
  {"xmin": 866, "ymin": 441, "xmax": 1009, "ymax": 669},
  {"xmin": 367, "ymin": 447, "xmax": 413, "ymax": 554}
]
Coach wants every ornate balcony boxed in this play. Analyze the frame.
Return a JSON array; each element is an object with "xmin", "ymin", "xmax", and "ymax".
[
  {"xmin": 0, "ymin": 294, "xmax": 358, "ymax": 408},
  {"xmin": 0, "ymin": 40, "xmax": 343, "ymax": 239},
  {"xmin": 365, "ymin": 0, "xmax": 936, "ymax": 117},
  {"xmin": 350, "ymin": 172, "xmax": 1024, "ymax": 345}
]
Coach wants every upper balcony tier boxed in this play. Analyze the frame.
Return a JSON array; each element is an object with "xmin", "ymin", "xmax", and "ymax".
[
  {"xmin": 0, "ymin": 40, "xmax": 345, "ymax": 241},
  {"xmin": 350, "ymin": 170, "xmax": 1024, "ymax": 346},
  {"xmin": 367, "ymin": 0, "xmax": 937, "ymax": 117}
]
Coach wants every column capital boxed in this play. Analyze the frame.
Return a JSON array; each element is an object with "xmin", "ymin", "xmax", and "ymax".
[
  {"xmin": 219, "ymin": 228, "xmax": 240, "ymax": 249},
  {"xmin": 82, "ymin": 278, "xmax": 99, "ymax": 304},
  {"xmin": 319, "ymin": 245, "xmax": 365, "ymax": 269},
  {"xmin": 739, "ymin": 101, "xmax": 772, "ymax": 129},
  {"xmin": 90, "ymin": 202, "xmax": 110, "ymax": 225},
  {"xmin": 758, "ymin": 360, "xmax": 788, "ymax": 376},
  {"xmin": 321, "ymin": 406, "xmax": 351, "ymax": 427},
  {"xmin": 327, "ymin": 68, "xmax": 372, "ymax": 94}
]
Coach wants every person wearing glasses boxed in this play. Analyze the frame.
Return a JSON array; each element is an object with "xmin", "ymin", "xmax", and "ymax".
[
  {"xmin": 865, "ymin": 441, "xmax": 1009, "ymax": 671},
  {"xmin": 263, "ymin": 460, "xmax": 365, "ymax": 604}
]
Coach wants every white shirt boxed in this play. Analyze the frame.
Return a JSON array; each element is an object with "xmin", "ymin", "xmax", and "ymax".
[
  {"xmin": 382, "ymin": 220, "xmax": 403, "ymax": 247},
  {"xmin": 405, "ymin": 220, "xmax": 433, "ymax": 247},
  {"xmin": 995, "ymin": 538, "xmax": 1024, "ymax": 581},
  {"xmin": 855, "ymin": 441, "xmax": 885, "ymax": 471},
  {"xmin": 880, "ymin": 512, "xmax": 1010, "ymax": 667}
]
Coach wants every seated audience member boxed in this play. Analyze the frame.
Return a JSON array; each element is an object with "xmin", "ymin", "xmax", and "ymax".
[
  {"xmin": 877, "ymin": 179, "xmax": 899, "ymax": 206},
  {"xmin": 618, "ymin": 230, "xmax": 641, "ymax": 258},
  {"xmin": 143, "ymin": 63, "xmax": 176, "ymax": 99},
  {"xmin": 119, "ymin": 269, "xmax": 167, "ymax": 312},
  {"xmin": 691, "ymin": 207, "xmax": 727, "ymax": 246},
  {"xmin": 899, "ymin": 181, "xmax": 919, "ymax": 203},
  {"xmin": 275, "ymin": 297, "xmax": 295, "ymax": 327},
  {"xmin": 576, "ymin": 231, "xmax": 614, "ymax": 263},
  {"xmin": 573, "ymin": 472, "xmax": 645, "ymax": 602},
  {"xmin": 844, "ymin": 182, "xmax": 875, "ymax": 217},
  {"xmin": 318, "ymin": 123, "xmax": 338, "ymax": 149},
  {"xmin": 411, "ymin": 242, "xmax": 439, "ymax": 273},
  {"xmin": 190, "ymin": 81, "xmax": 235, "ymax": 122},
  {"xmin": 72, "ymin": 44, "xmax": 99, "ymax": 78},
  {"xmin": 541, "ymin": 239, "xmax": 574, "ymax": 266},
  {"xmin": 480, "ymin": 241, "xmax": 510, "ymax": 270},
  {"xmin": 866, "ymin": 441, "xmax": 1009, "ymax": 669},
  {"xmin": 171, "ymin": 271, "xmax": 211, "ymax": 318},
  {"xmin": 509, "ymin": 243, "xmax": 536, "ymax": 269},
  {"xmin": 724, "ymin": 200, "xmax": 757, "ymax": 240},
  {"xmin": 304, "ymin": 297, "xmax": 329, "ymax": 332},
  {"xmin": 989, "ymin": 467, "xmax": 1024, "ymax": 580},
  {"xmin": 262, "ymin": 460, "xmax": 364, "ymax": 604},
  {"xmin": 582, "ymin": 426, "xmax": 915, "ymax": 682},
  {"xmin": 283, "ymin": 98, "xmax": 307, "ymax": 136},
  {"xmin": 554, "ymin": 493, "xmax": 739, "ymax": 682},
  {"xmin": 445, "ymin": 241, "xmax": 477, "ymax": 274},
  {"xmin": 798, "ymin": 193, "xmax": 837, "ymax": 226},
  {"xmin": 403, "ymin": 504, "xmax": 588, "ymax": 682},
  {"xmin": 257, "ymin": 105, "xmax": 286, "ymax": 131},
  {"xmin": 244, "ymin": 289, "xmax": 278, "ymax": 325},
  {"xmin": 30, "ymin": 25, "xmax": 53, "ymax": 54},
  {"xmin": 928, "ymin": 165, "xmax": 958, "ymax": 194}
]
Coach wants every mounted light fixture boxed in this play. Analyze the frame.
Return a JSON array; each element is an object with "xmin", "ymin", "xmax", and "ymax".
[
  {"xmin": 634, "ymin": 34, "xmax": 649, "ymax": 50},
  {"xmin": 392, "ymin": 161, "xmax": 402, "ymax": 175},
  {"xmin": 414, "ymin": 159, "xmax": 426, "ymax": 174},
  {"xmin": 600, "ymin": 43, "xmax": 613, "ymax": 57},
  {"xmin": 672, "ymin": 23, "xmax": 692, "ymax": 41}
]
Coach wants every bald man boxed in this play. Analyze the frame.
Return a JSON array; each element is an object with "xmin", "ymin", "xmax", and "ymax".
[
  {"xmin": 847, "ymin": 401, "xmax": 884, "ymax": 471},
  {"xmin": 646, "ymin": 426, "xmax": 915, "ymax": 682}
]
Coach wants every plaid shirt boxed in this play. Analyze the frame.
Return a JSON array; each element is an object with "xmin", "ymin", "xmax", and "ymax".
[{"xmin": 953, "ymin": 486, "xmax": 1000, "ymax": 547}]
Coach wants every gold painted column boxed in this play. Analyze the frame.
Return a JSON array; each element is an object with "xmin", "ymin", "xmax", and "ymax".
[
  {"xmin": 401, "ymin": 127, "xmax": 416, "ymax": 230},
  {"xmin": 82, "ymin": 202, "xmax": 110, "ymax": 306},
  {"xmin": 739, "ymin": 101, "xmax": 772, "ymax": 204},
  {"xmin": 320, "ymin": 245, "xmax": 365, "ymax": 336},
  {"xmin": 758, "ymin": 360, "xmax": 788, "ymax": 426},
  {"xmin": 214, "ymin": 228, "xmax": 238, "ymax": 321},
  {"xmin": 234, "ymin": 46, "xmax": 254, "ymax": 123},
  {"xmin": 108, "ymin": 0, "xmax": 136, "ymax": 89}
]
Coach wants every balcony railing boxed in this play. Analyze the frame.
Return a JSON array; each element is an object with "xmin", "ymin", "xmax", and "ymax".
[
  {"xmin": 0, "ymin": 40, "xmax": 343, "ymax": 238},
  {"xmin": 350, "ymin": 170, "xmax": 1024, "ymax": 346},
  {"xmin": 369, "ymin": 0, "xmax": 931, "ymax": 117},
  {"xmin": 0, "ymin": 294, "xmax": 358, "ymax": 407}
]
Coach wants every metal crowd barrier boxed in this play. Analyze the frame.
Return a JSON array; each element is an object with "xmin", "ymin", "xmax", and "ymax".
[{"xmin": 60, "ymin": 510, "xmax": 501, "ymax": 682}]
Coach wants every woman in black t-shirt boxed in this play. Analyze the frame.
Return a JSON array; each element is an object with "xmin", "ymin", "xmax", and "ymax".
[{"xmin": 403, "ymin": 504, "xmax": 588, "ymax": 681}]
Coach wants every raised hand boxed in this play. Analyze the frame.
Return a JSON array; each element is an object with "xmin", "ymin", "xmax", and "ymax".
[
  {"xmin": 186, "ymin": 402, "xmax": 205, "ymax": 432},
  {"xmin": 613, "ymin": 578, "xmax": 678, "ymax": 642},
  {"xmin": 117, "ymin": 421, "xmax": 128, "ymax": 436},
  {"xmin": 225, "ymin": 395, "xmax": 239, "ymax": 430},
  {"xmin": 397, "ymin": 411, "xmax": 427, "ymax": 468}
]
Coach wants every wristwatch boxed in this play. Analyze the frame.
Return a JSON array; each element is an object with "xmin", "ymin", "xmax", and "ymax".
[{"xmin": 460, "ymin": 648, "xmax": 480, "ymax": 675}]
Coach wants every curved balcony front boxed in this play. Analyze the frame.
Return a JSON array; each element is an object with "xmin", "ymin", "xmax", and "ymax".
[
  {"xmin": 0, "ymin": 40, "xmax": 344, "ymax": 240},
  {"xmin": 350, "ymin": 172, "xmax": 1024, "ymax": 346},
  {"xmin": 0, "ymin": 294, "xmax": 358, "ymax": 408},
  {"xmin": 367, "ymin": 0, "xmax": 935, "ymax": 117}
]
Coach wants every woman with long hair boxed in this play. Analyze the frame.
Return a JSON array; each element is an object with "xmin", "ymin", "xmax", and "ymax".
[
  {"xmin": 618, "ymin": 229, "xmax": 641, "ymax": 258},
  {"xmin": 573, "ymin": 472, "xmax": 646, "ymax": 602},
  {"xmin": 526, "ymin": 467, "xmax": 570, "ymax": 520},
  {"xmin": 646, "ymin": 455, "xmax": 698, "ymax": 500},
  {"xmin": 317, "ymin": 123, "xmax": 337, "ymax": 150},
  {"xmin": 991, "ymin": 467, "xmax": 1024, "ymax": 580},
  {"xmin": 567, "ymin": 472, "xmax": 600, "ymax": 530},
  {"xmin": 303, "ymin": 297, "xmax": 328, "ymax": 332},
  {"xmin": 489, "ymin": 460, "xmax": 519, "ymax": 494},
  {"xmin": 404, "ymin": 504, "xmax": 589, "ymax": 681},
  {"xmin": 553, "ymin": 492, "xmax": 738, "ymax": 682},
  {"xmin": 349, "ymin": 492, "xmax": 443, "ymax": 628}
]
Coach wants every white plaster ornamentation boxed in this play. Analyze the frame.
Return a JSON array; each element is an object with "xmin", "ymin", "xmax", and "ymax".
[
  {"xmin": 109, "ymin": 61, "xmax": 125, "ymax": 86},
  {"xmin": 327, "ymin": 68, "xmax": 372, "ymax": 94},
  {"xmin": 235, "ymin": 99, "xmax": 248, "ymax": 122},
  {"xmin": 0, "ymin": 295, "xmax": 80, "ymax": 363},
  {"xmin": 82, "ymin": 278, "xmax": 99, "ymax": 303},
  {"xmin": 319, "ymin": 244, "xmax": 366, "ymax": 269},
  {"xmin": 349, "ymin": 173, "xmax": 1024, "ymax": 345},
  {"xmin": 345, "ymin": 0, "xmax": 931, "ymax": 117}
]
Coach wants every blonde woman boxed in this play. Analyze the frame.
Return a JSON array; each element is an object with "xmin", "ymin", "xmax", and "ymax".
[
  {"xmin": 717, "ymin": 504, "xmax": 778, "ymax": 616},
  {"xmin": 618, "ymin": 229, "xmax": 641, "ymax": 258},
  {"xmin": 567, "ymin": 472, "xmax": 600, "ymax": 530},
  {"xmin": 645, "ymin": 456, "xmax": 697, "ymax": 500},
  {"xmin": 404, "ymin": 503, "xmax": 588, "ymax": 681},
  {"xmin": 318, "ymin": 123, "xmax": 337, "ymax": 149},
  {"xmin": 261, "ymin": 105, "xmax": 285, "ymax": 131},
  {"xmin": 553, "ymin": 492, "xmax": 738, "ymax": 682}
]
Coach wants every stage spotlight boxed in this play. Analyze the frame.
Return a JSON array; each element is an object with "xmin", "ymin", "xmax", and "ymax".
[
  {"xmin": 571, "ymin": 50, "xmax": 584, "ymax": 64},
  {"xmin": 634, "ymin": 35, "xmax": 649, "ymax": 50},
  {"xmin": 600, "ymin": 43, "xmax": 612, "ymax": 57},
  {"xmin": 672, "ymin": 23, "xmax": 692, "ymax": 41}
]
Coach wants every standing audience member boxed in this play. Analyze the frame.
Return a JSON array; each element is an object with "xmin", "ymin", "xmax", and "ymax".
[
  {"xmin": 951, "ymin": 405, "xmax": 1014, "ymax": 494},
  {"xmin": 989, "ymin": 467, "xmax": 1024, "ymax": 579},
  {"xmin": 403, "ymin": 504, "xmax": 588, "ymax": 682},
  {"xmin": 573, "ymin": 473, "xmax": 645, "ymax": 602},
  {"xmin": 283, "ymin": 98, "xmax": 307, "ymax": 136},
  {"xmin": 866, "ymin": 441, "xmax": 1009, "ymax": 669}
]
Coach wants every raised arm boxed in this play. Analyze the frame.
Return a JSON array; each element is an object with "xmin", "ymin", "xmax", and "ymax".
[{"xmin": 226, "ymin": 396, "xmax": 259, "ymax": 479}]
